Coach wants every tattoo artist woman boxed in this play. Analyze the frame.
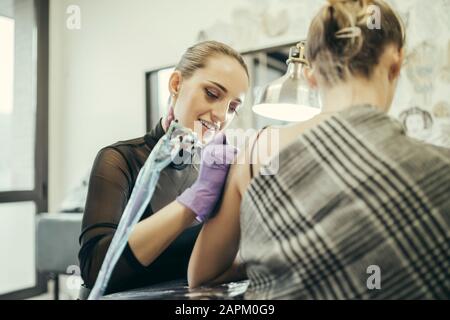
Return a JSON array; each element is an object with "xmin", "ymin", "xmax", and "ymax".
[{"xmin": 78, "ymin": 41, "xmax": 249, "ymax": 295}]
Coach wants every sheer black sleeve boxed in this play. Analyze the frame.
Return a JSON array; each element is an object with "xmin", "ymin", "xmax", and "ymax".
[{"xmin": 78, "ymin": 147, "xmax": 201, "ymax": 294}]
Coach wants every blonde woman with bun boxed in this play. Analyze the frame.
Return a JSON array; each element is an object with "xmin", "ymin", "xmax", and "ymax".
[{"xmin": 188, "ymin": 0, "xmax": 450, "ymax": 299}]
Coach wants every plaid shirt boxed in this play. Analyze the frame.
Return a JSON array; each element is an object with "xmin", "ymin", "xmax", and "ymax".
[{"xmin": 240, "ymin": 105, "xmax": 450, "ymax": 299}]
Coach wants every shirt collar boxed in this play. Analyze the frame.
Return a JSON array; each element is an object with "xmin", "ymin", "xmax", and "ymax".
[{"xmin": 144, "ymin": 118, "xmax": 166, "ymax": 149}]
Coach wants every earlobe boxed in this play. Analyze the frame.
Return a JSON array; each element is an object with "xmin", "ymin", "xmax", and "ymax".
[
  {"xmin": 389, "ymin": 60, "xmax": 402, "ymax": 82},
  {"xmin": 168, "ymin": 71, "xmax": 182, "ymax": 95},
  {"xmin": 388, "ymin": 47, "xmax": 404, "ymax": 82},
  {"xmin": 304, "ymin": 66, "xmax": 318, "ymax": 89}
]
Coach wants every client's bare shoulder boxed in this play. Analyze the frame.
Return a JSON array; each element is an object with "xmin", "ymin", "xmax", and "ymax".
[{"xmin": 231, "ymin": 114, "xmax": 331, "ymax": 196}]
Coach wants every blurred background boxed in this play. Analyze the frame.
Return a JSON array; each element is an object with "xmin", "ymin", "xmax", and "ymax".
[{"xmin": 0, "ymin": 0, "xmax": 449, "ymax": 299}]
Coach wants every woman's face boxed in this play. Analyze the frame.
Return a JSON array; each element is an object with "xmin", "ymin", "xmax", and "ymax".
[{"xmin": 169, "ymin": 55, "xmax": 249, "ymax": 141}]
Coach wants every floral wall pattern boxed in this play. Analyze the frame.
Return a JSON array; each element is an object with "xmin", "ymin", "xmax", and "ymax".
[{"xmin": 198, "ymin": 0, "xmax": 450, "ymax": 148}]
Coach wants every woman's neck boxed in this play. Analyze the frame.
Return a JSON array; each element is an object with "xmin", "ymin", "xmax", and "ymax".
[
  {"xmin": 319, "ymin": 77, "xmax": 390, "ymax": 115},
  {"xmin": 161, "ymin": 116, "xmax": 168, "ymax": 132}
]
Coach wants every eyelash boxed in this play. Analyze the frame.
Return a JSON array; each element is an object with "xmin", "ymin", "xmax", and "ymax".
[
  {"xmin": 229, "ymin": 104, "xmax": 239, "ymax": 116},
  {"xmin": 204, "ymin": 88, "xmax": 239, "ymax": 115},
  {"xmin": 205, "ymin": 88, "xmax": 219, "ymax": 100}
]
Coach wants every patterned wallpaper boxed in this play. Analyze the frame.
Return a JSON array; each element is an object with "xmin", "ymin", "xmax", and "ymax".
[
  {"xmin": 198, "ymin": 0, "xmax": 450, "ymax": 148},
  {"xmin": 389, "ymin": 0, "xmax": 450, "ymax": 148}
]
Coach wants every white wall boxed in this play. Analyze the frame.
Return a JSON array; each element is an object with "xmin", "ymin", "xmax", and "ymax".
[
  {"xmin": 48, "ymin": 0, "xmax": 253, "ymax": 212},
  {"xmin": 48, "ymin": 0, "xmax": 450, "ymax": 212}
]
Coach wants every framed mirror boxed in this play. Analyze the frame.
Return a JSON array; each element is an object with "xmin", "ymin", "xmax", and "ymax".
[{"xmin": 145, "ymin": 42, "xmax": 299, "ymax": 133}]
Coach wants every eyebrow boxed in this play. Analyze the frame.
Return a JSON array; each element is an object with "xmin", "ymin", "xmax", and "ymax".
[{"xmin": 207, "ymin": 80, "xmax": 242, "ymax": 103}]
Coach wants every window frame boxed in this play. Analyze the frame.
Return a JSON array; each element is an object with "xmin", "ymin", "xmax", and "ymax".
[{"xmin": 0, "ymin": 0, "xmax": 49, "ymax": 300}]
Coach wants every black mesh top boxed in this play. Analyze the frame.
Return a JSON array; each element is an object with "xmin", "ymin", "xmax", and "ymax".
[{"xmin": 78, "ymin": 119, "xmax": 201, "ymax": 295}]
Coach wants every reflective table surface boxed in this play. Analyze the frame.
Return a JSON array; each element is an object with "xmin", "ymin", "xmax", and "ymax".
[{"xmin": 102, "ymin": 280, "xmax": 249, "ymax": 300}]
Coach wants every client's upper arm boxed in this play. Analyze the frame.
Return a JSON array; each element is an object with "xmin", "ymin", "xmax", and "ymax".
[{"xmin": 187, "ymin": 127, "xmax": 281, "ymax": 288}]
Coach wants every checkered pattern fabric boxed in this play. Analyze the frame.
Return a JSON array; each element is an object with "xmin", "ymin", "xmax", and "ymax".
[{"xmin": 240, "ymin": 105, "xmax": 450, "ymax": 299}]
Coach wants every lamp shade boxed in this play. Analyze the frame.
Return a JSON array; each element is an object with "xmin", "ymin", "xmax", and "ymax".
[{"xmin": 253, "ymin": 42, "xmax": 321, "ymax": 122}]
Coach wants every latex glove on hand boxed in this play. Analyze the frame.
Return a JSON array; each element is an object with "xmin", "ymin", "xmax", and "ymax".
[{"xmin": 177, "ymin": 132, "xmax": 238, "ymax": 222}]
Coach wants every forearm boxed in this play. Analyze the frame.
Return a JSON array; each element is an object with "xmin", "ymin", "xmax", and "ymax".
[
  {"xmin": 188, "ymin": 175, "xmax": 242, "ymax": 288},
  {"xmin": 128, "ymin": 200, "xmax": 197, "ymax": 266}
]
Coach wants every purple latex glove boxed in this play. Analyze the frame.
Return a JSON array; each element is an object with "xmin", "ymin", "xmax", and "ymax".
[{"xmin": 177, "ymin": 132, "xmax": 238, "ymax": 222}]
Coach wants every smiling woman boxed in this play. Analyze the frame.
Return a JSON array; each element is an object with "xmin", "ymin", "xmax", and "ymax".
[
  {"xmin": 79, "ymin": 40, "xmax": 249, "ymax": 297},
  {"xmin": 166, "ymin": 41, "xmax": 249, "ymax": 141}
]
